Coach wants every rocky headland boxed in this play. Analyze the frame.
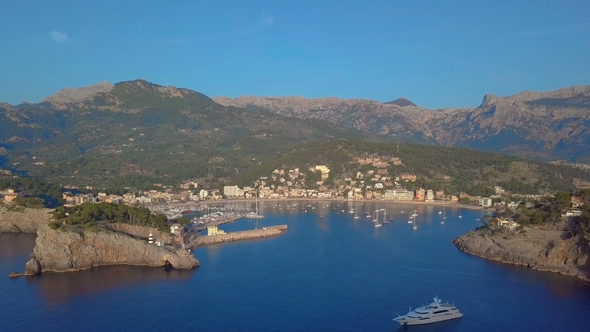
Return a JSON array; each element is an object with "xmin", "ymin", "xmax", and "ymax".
[
  {"xmin": 0, "ymin": 205, "xmax": 52, "ymax": 233},
  {"xmin": 453, "ymin": 226, "xmax": 590, "ymax": 281},
  {"xmin": 20, "ymin": 223, "xmax": 199, "ymax": 276}
]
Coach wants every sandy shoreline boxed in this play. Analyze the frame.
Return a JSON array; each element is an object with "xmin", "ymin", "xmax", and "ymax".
[{"xmin": 168, "ymin": 198, "xmax": 487, "ymax": 211}]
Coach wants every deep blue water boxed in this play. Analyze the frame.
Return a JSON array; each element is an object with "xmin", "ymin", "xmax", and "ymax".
[{"xmin": 2, "ymin": 201, "xmax": 590, "ymax": 331}]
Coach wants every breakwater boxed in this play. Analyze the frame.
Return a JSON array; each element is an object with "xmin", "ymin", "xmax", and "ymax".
[{"xmin": 189, "ymin": 225, "xmax": 287, "ymax": 249}]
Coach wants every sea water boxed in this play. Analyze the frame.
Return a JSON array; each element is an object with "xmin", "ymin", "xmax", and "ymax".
[{"xmin": 2, "ymin": 201, "xmax": 590, "ymax": 331}]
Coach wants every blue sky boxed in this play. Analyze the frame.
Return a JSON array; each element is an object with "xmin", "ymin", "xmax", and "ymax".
[{"xmin": 1, "ymin": 0, "xmax": 589, "ymax": 108}]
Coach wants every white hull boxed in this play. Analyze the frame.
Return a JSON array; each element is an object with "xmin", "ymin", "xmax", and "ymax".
[{"xmin": 394, "ymin": 312, "xmax": 463, "ymax": 326}]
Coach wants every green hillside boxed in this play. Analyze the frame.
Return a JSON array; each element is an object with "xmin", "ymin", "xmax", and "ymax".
[
  {"xmin": 232, "ymin": 141, "xmax": 590, "ymax": 196},
  {"xmin": 3, "ymin": 80, "xmax": 377, "ymax": 188}
]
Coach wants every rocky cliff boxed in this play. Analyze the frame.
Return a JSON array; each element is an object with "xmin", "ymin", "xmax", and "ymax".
[
  {"xmin": 453, "ymin": 228, "xmax": 590, "ymax": 281},
  {"xmin": 0, "ymin": 205, "xmax": 52, "ymax": 233},
  {"xmin": 23, "ymin": 223, "xmax": 199, "ymax": 275}
]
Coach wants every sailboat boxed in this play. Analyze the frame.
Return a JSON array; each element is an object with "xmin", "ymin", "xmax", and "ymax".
[
  {"xmin": 372, "ymin": 210, "xmax": 379, "ymax": 222},
  {"xmin": 407, "ymin": 213, "xmax": 413, "ymax": 223},
  {"xmin": 441, "ymin": 207, "xmax": 447, "ymax": 224},
  {"xmin": 412, "ymin": 208, "xmax": 418, "ymax": 217},
  {"xmin": 382, "ymin": 211, "xmax": 390, "ymax": 224},
  {"xmin": 413, "ymin": 216, "xmax": 418, "ymax": 230},
  {"xmin": 354, "ymin": 208, "xmax": 360, "ymax": 219},
  {"xmin": 246, "ymin": 191, "xmax": 264, "ymax": 219}
]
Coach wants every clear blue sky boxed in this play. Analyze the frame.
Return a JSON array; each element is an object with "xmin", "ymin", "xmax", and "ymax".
[{"xmin": 1, "ymin": 0, "xmax": 589, "ymax": 108}]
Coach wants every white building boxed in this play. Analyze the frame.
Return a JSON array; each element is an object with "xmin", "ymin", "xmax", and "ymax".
[
  {"xmin": 480, "ymin": 197, "xmax": 492, "ymax": 207},
  {"xmin": 223, "ymin": 185, "xmax": 244, "ymax": 198},
  {"xmin": 426, "ymin": 190, "xmax": 434, "ymax": 201},
  {"xmin": 199, "ymin": 189, "xmax": 209, "ymax": 199}
]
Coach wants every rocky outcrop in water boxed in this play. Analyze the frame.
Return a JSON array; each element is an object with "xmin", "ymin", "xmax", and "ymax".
[
  {"xmin": 23, "ymin": 223, "xmax": 199, "ymax": 276},
  {"xmin": 0, "ymin": 205, "xmax": 52, "ymax": 233},
  {"xmin": 453, "ymin": 228, "xmax": 590, "ymax": 281}
]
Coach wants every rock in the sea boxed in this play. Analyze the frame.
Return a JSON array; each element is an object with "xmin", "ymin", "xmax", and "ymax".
[{"xmin": 24, "ymin": 223, "xmax": 199, "ymax": 275}]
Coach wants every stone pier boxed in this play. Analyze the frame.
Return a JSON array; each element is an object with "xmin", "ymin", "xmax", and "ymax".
[{"xmin": 189, "ymin": 225, "xmax": 287, "ymax": 249}]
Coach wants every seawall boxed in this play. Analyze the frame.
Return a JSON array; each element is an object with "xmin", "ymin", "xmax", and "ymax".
[{"xmin": 190, "ymin": 225, "xmax": 287, "ymax": 249}]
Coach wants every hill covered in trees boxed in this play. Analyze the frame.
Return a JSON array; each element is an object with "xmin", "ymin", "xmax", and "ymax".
[
  {"xmin": 232, "ymin": 141, "xmax": 590, "ymax": 196},
  {"xmin": 0, "ymin": 80, "xmax": 377, "ymax": 188}
]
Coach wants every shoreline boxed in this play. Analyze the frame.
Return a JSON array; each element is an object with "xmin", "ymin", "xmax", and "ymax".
[{"xmin": 167, "ymin": 198, "xmax": 487, "ymax": 211}]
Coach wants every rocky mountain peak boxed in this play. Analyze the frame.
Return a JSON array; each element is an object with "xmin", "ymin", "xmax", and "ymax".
[
  {"xmin": 383, "ymin": 97, "xmax": 417, "ymax": 107},
  {"xmin": 41, "ymin": 81, "xmax": 114, "ymax": 104},
  {"xmin": 506, "ymin": 85, "xmax": 590, "ymax": 103},
  {"xmin": 480, "ymin": 93, "xmax": 503, "ymax": 107}
]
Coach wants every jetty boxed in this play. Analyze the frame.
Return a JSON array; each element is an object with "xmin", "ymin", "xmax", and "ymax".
[{"xmin": 187, "ymin": 225, "xmax": 288, "ymax": 250}]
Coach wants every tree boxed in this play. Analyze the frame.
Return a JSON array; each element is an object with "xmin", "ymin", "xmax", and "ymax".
[
  {"xmin": 504, "ymin": 208, "xmax": 514, "ymax": 219},
  {"xmin": 177, "ymin": 217, "xmax": 190, "ymax": 225},
  {"xmin": 554, "ymin": 192, "xmax": 572, "ymax": 211}
]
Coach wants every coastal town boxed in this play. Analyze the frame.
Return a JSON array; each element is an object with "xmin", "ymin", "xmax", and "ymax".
[{"xmin": 1, "ymin": 154, "xmax": 553, "ymax": 211}]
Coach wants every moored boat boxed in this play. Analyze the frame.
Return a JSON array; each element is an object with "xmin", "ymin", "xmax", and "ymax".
[{"xmin": 394, "ymin": 296, "xmax": 463, "ymax": 326}]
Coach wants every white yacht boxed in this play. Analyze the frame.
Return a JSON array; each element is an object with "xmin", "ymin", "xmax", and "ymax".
[{"xmin": 394, "ymin": 296, "xmax": 463, "ymax": 326}]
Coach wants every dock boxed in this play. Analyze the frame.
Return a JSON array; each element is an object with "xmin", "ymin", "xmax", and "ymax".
[
  {"xmin": 187, "ymin": 225, "xmax": 288, "ymax": 250},
  {"xmin": 191, "ymin": 214, "xmax": 245, "ymax": 232}
]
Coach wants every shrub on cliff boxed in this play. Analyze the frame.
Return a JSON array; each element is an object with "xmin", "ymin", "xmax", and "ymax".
[
  {"xmin": 14, "ymin": 197, "xmax": 45, "ymax": 209},
  {"xmin": 53, "ymin": 202, "xmax": 169, "ymax": 232}
]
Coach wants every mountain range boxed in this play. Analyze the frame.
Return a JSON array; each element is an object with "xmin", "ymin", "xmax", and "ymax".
[
  {"xmin": 214, "ymin": 86, "xmax": 590, "ymax": 162},
  {"xmin": 1, "ymin": 79, "xmax": 589, "ymax": 190},
  {"xmin": 0, "ymin": 80, "xmax": 374, "ymax": 188}
]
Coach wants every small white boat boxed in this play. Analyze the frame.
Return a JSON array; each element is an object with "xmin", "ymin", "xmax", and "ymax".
[
  {"xmin": 382, "ymin": 211, "xmax": 390, "ymax": 224},
  {"xmin": 394, "ymin": 296, "xmax": 463, "ymax": 326}
]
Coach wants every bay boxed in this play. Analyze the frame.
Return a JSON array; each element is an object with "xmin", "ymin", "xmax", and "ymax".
[{"xmin": 1, "ymin": 201, "xmax": 589, "ymax": 331}]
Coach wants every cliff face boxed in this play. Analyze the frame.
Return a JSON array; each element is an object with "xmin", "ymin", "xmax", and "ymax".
[
  {"xmin": 0, "ymin": 206, "xmax": 52, "ymax": 233},
  {"xmin": 453, "ymin": 229, "xmax": 590, "ymax": 281},
  {"xmin": 24, "ymin": 223, "xmax": 199, "ymax": 275}
]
